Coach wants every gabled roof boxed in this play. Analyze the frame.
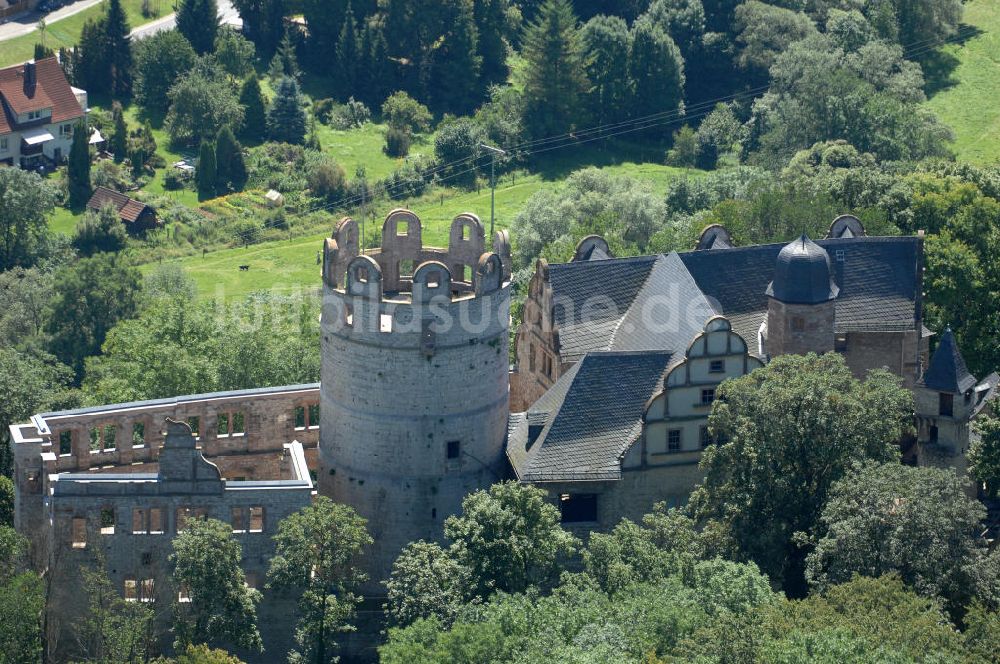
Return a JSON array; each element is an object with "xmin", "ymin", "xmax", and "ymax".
[
  {"xmin": 507, "ymin": 351, "xmax": 675, "ymax": 482},
  {"xmin": 87, "ymin": 187, "xmax": 154, "ymax": 224},
  {"xmin": 920, "ymin": 328, "xmax": 977, "ymax": 394},
  {"xmin": 0, "ymin": 58, "xmax": 83, "ymax": 134},
  {"xmin": 545, "ymin": 235, "xmax": 922, "ymax": 360}
]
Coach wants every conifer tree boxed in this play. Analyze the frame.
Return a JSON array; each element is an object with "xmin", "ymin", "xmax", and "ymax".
[
  {"xmin": 104, "ymin": 0, "xmax": 132, "ymax": 98},
  {"xmin": 67, "ymin": 121, "xmax": 92, "ymax": 209},
  {"xmin": 474, "ymin": 0, "xmax": 510, "ymax": 90},
  {"xmin": 267, "ymin": 76, "xmax": 307, "ymax": 144},
  {"xmin": 335, "ymin": 3, "xmax": 360, "ymax": 97},
  {"xmin": 628, "ymin": 19, "xmax": 684, "ymax": 139},
  {"xmin": 177, "ymin": 0, "xmax": 220, "ymax": 55},
  {"xmin": 214, "ymin": 126, "xmax": 247, "ymax": 192},
  {"xmin": 239, "ymin": 76, "xmax": 268, "ymax": 141},
  {"xmin": 74, "ymin": 17, "xmax": 107, "ymax": 93},
  {"xmin": 269, "ymin": 27, "xmax": 300, "ymax": 81},
  {"xmin": 196, "ymin": 140, "xmax": 217, "ymax": 200},
  {"xmin": 110, "ymin": 102, "xmax": 128, "ymax": 163},
  {"xmin": 431, "ymin": 0, "xmax": 482, "ymax": 114},
  {"xmin": 521, "ymin": 0, "xmax": 590, "ymax": 139},
  {"xmin": 356, "ymin": 22, "xmax": 373, "ymax": 98},
  {"xmin": 366, "ymin": 25, "xmax": 392, "ymax": 106}
]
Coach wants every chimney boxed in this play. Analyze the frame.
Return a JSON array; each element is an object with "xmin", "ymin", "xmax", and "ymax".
[{"xmin": 23, "ymin": 61, "xmax": 36, "ymax": 94}]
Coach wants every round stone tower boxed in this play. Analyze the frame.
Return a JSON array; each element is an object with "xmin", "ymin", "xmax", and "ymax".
[
  {"xmin": 318, "ymin": 209, "xmax": 512, "ymax": 583},
  {"xmin": 764, "ymin": 234, "xmax": 839, "ymax": 358}
]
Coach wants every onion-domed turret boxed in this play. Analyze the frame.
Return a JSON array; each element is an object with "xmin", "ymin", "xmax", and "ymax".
[{"xmin": 766, "ymin": 235, "xmax": 839, "ymax": 304}]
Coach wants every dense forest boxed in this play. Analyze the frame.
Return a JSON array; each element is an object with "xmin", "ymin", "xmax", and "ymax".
[{"xmin": 3, "ymin": 0, "xmax": 1000, "ymax": 661}]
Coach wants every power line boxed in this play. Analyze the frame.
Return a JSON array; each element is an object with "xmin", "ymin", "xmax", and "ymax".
[{"xmin": 243, "ymin": 24, "xmax": 980, "ymax": 239}]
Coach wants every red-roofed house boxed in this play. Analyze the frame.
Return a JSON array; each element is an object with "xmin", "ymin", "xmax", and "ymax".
[{"xmin": 0, "ymin": 57, "xmax": 87, "ymax": 169}]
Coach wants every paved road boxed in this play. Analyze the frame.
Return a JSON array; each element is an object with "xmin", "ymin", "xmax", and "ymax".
[
  {"xmin": 0, "ymin": 0, "xmax": 239, "ymax": 43},
  {"xmin": 0, "ymin": 0, "xmax": 104, "ymax": 41}
]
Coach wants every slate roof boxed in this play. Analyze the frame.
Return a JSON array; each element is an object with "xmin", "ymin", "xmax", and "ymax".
[
  {"xmin": 545, "ymin": 235, "xmax": 921, "ymax": 361},
  {"xmin": 87, "ymin": 187, "xmax": 155, "ymax": 225},
  {"xmin": 507, "ymin": 351, "xmax": 675, "ymax": 481},
  {"xmin": 920, "ymin": 328, "xmax": 977, "ymax": 393},
  {"xmin": 0, "ymin": 58, "xmax": 83, "ymax": 135},
  {"xmin": 765, "ymin": 235, "xmax": 839, "ymax": 304}
]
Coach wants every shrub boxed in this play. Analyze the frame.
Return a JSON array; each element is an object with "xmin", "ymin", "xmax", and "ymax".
[
  {"xmin": 384, "ymin": 127, "xmax": 412, "ymax": 157},
  {"xmin": 313, "ymin": 98, "xmax": 335, "ymax": 124},
  {"xmin": 384, "ymin": 163, "xmax": 427, "ymax": 200},
  {"xmin": 305, "ymin": 153, "xmax": 347, "ymax": 201},
  {"xmin": 163, "ymin": 171, "xmax": 184, "ymax": 190},
  {"xmin": 381, "ymin": 91, "xmax": 432, "ymax": 133}
]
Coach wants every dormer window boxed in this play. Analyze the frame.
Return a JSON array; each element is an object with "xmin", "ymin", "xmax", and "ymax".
[{"xmin": 27, "ymin": 110, "xmax": 41, "ymax": 121}]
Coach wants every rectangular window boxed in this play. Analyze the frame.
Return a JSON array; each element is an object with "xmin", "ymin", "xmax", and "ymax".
[
  {"xmin": 709, "ymin": 359, "xmax": 725, "ymax": 373},
  {"xmin": 294, "ymin": 406, "xmax": 306, "ymax": 429},
  {"xmin": 700, "ymin": 426, "xmax": 712, "ymax": 449},
  {"xmin": 59, "ymin": 430, "xmax": 72, "ymax": 455},
  {"xmin": 217, "ymin": 413, "xmax": 230, "ymax": 437},
  {"xmin": 929, "ymin": 425, "xmax": 939, "ymax": 444},
  {"xmin": 149, "ymin": 508, "xmax": 163, "ymax": 534},
  {"xmin": 232, "ymin": 411, "xmax": 245, "ymax": 434},
  {"xmin": 102, "ymin": 425, "xmax": 116, "ymax": 451},
  {"xmin": 249, "ymin": 507, "xmax": 264, "ymax": 533},
  {"xmin": 100, "ymin": 508, "xmax": 115, "ymax": 535},
  {"xmin": 89, "ymin": 427, "xmax": 101, "ymax": 452},
  {"xmin": 178, "ymin": 583, "xmax": 191, "ymax": 602},
  {"xmin": 139, "ymin": 578, "xmax": 155, "ymax": 602},
  {"xmin": 446, "ymin": 440, "xmax": 461, "ymax": 460},
  {"xmin": 529, "ymin": 343, "xmax": 536, "ymax": 372},
  {"xmin": 379, "ymin": 313, "xmax": 393, "ymax": 333},
  {"xmin": 124, "ymin": 577, "xmax": 137, "ymax": 601},
  {"xmin": 701, "ymin": 388, "xmax": 715, "ymax": 406},
  {"xmin": 132, "ymin": 422, "xmax": 145, "ymax": 447},
  {"xmin": 560, "ymin": 493, "xmax": 598, "ymax": 523},
  {"xmin": 308, "ymin": 404, "xmax": 320, "ymax": 429},
  {"xmin": 141, "ymin": 551, "xmax": 152, "ymax": 566},
  {"xmin": 939, "ymin": 393, "xmax": 954, "ymax": 417},
  {"xmin": 63, "ymin": 123, "xmax": 72, "ymax": 136},
  {"xmin": 667, "ymin": 429, "xmax": 681, "ymax": 452},
  {"xmin": 72, "ymin": 517, "xmax": 87, "ymax": 548},
  {"xmin": 187, "ymin": 417, "xmax": 200, "ymax": 437},
  {"xmin": 0, "ymin": 137, "xmax": 7, "ymax": 151},
  {"xmin": 132, "ymin": 508, "xmax": 147, "ymax": 535},
  {"xmin": 792, "ymin": 317, "xmax": 805, "ymax": 332},
  {"xmin": 231, "ymin": 506, "xmax": 246, "ymax": 533}
]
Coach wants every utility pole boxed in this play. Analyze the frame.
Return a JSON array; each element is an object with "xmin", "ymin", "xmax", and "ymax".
[{"xmin": 480, "ymin": 144, "xmax": 506, "ymax": 239}]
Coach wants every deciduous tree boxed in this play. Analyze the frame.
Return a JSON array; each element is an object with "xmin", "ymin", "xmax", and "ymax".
[
  {"xmin": 444, "ymin": 481, "xmax": 579, "ymax": 597},
  {"xmin": 807, "ymin": 462, "xmax": 995, "ymax": 616},
  {"xmin": 267, "ymin": 496, "xmax": 372, "ymax": 664},
  {"xmin": 133, "ymin": 30, "xmax": 198, "ymax": 113},
  {"xmin": 171, "ymin": 518, "xmax": 262, "ymax": 652},
  {"xmin": 46, "ymin": 253, "xmax": 142, "ymax": 379},
  {"xmin": 72, "ymin": 204, "xmax": 128, "ymax": 256},
  {"xmin": 0, "ymin": 167, "xmax": 57, "ymax": 269},
  {"xmin": 690, "ymin": 352, "xmax": 913, "ymax": 595}
]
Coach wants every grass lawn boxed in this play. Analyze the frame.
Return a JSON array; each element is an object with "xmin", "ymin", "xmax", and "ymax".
[
  {"xmin": 924, "ymin": 0, "xmax": 1000, "ymax": 164},
  {"xmin": 48, "ymin": 204, "xmax": 81, "ymax": 235},
  {"xmin": 315, "ymin": 122, "xmax": 434, "ymax": 181},
  {"xmin": 155, "ymin": 160, "xmax": 702, "ymax": 300},
  {"xmin": 0, "ymin": 0, "xmax": 163, "ymax": 67}
]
